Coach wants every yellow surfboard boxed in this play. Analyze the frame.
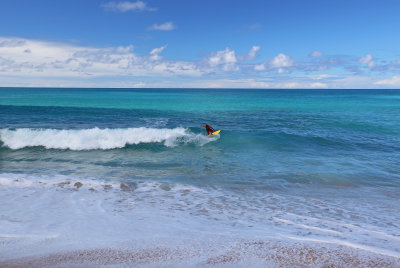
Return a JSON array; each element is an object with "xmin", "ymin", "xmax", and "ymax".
[{"xmin": 209, "ymin": 130, "xmax": 221, "ymax": 136}]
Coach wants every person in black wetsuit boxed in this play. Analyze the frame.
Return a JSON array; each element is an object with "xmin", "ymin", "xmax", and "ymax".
[{"xmin": 201, "ymin": 124, "xmax": 215, "ymax": 135}]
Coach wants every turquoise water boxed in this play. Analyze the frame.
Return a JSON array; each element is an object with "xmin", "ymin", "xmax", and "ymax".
[
  {"xmin": 1, "ymin": 88, "xmax": 399, "ymax": 186},
  {"xmin": 1, "ymin": 88, "xmax": 400, "ymax": 260}
]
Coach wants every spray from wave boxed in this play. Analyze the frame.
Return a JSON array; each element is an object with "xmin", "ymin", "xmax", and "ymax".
[{"xmin": 0, "ymin": 127, "xmax": 219, "ymax": 150}]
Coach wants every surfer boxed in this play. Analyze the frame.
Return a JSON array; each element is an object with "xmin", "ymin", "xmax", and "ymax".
[{"xmin": 201, "ymin": 124, "xmax": 215, "ymax": 135}]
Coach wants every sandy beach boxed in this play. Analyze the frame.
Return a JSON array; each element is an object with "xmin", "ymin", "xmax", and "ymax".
[{"xmin": 2, "ymin": 240, "xmax": 399, "ymax": 267}]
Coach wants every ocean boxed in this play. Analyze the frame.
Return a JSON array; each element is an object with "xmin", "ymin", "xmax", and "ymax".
[{"xmin": 1, "ymin": 88, "xmax": 399, "ymax": 266}]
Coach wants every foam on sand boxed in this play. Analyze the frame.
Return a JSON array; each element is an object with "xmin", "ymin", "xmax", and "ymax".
[
  {"xmin": 0, "ymin": 127, "xmax": 218, "ymax": 150},
  {"xmin": 1, "ymin": 241, "xmax": 399, "ymax": 267},
  {"xmin": 0, "ymin": 173, "xmax": 215, "ymax": 261},
  {"xmin": 1, "ymin": 173, "xmax": 400, "ymax": 264}
]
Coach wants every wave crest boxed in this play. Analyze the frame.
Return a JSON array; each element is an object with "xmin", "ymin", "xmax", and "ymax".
[{"xmin": 0, "ymin": 127, "xmax": 218, "ymax": 150}]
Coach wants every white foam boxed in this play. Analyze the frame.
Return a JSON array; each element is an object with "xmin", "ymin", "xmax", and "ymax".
[
  {"xmin": 287, "ymin": 236, "xmax": 400, "ymax": 259},
  {"xmin": 0, "ymin": 173, "xmax": 399, "ymax": 264},
  {"xmin": 0, "ymin": 127, "xmax": 218, "ymax": 150},
  {"xmin": 0, "ymin": 173, "xmax": 121, "ymax": 190}
]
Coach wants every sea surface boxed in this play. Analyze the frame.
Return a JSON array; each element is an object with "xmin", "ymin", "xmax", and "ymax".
[{"xmin": 1, "ymin": 88, "xmax": 400, "ymax": 265}]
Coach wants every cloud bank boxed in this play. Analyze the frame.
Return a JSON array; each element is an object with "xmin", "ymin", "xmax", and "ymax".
[
  {"xmin": 0, "ymin": 37, "xmax": 399, "ymax": 88},
  {"xmin": 375, "ymin": 76, "xmax": 400, "ymax": 86}
]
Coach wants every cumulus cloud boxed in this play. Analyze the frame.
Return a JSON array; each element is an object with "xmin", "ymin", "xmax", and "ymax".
[
  {"xmin": 269, "ymin": 53, "xmax": 294, "ymax": 73},
  {"xmin": 149, "ymin": 45, "xmax": 167, "ymax": 61},
  {"xmin": 148, "ymin": 22, "xmax": 176, "ymax": 31},
  {"xmin": 243, "ymin": 46, "xmax": 260, "ymax": 60},
  {"xmin": 309, "ymin": 51, "xmax": 323, "ymax": 58},
  {"xmin": 101, "ymin": 1, "xmax": 156, "ymax": 12},
  {"xmin": 270, "ymin": 53, "xmax": 294, "ymax": 68},
  {"xmin": 235, "ymin": 46, "xmax": 261, "ymax": 62},
  {"xmin": 0, "ymin": 38, "xmax": 265, "ymax": 80},
  {"xmin": 206, "ymin": 46, "xmax": 262, "ymax": 72},
  {"xmin": 2, "ymin": 37, "xmax": 400, "ymax": 88},
  {"xmin": 359, "ymin": 54, "xmax": 375, "ymax": 68},
  {"xmin": 0, "ymin": 37, "xmax": 201, "ymax": 78},
  {"xmin": 254, "ymin": 63, "xmax": 266, "ymax": 71},
  {"xmin": 374, "ymin": 76, "xmax": 400, "ymax": 86},
  {"xmin": 208, "ymin": 47, "xmax": 238, "ymax": 71}
]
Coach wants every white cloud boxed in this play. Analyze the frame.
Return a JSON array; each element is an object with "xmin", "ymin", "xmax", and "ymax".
[
  {"xmin": 374, "ymin": 76, "xmax": 400, "ymax": 86},
  {"xmin": 309, "ymin": 74, "xmax": 337, "ymax": 80},
  {"xmin": 277, "ymin": 68, "xmax": 287, "ymax": 74},
  {"xmin": 269, "ymin": 53, "xmax": 294, "ymax": 73},
  {"xmin": 0, "ymin": 39, "xmax": 26, "ymax": 47},
  {"xmin": 309, "ymin": 82, "xmax": 328, "ymax": 88},
  {"xmin": 243, "ymin": 46, "xmax": 260, "ymax": 60},
  {"xmin": 178, "ymin": 79, "xmax": 328, "ymax": 89},
  {"xmin": 3, "ymin": 37, "xmax": 400, "ymax": 89},
  {"xmin": 206, "ymin": 45, "xmax": 262, "ymax": 72},
  {"xmin": 273, "ymin": 81, "xmax": 328, "ymax": 89},
  {"xmin": 236, "ymin": 46, "xmax": 261, "ymax": 61},
  {"xmin": 208, "ymin": 47, "xmax": 238, "ymax": 71},
  {"xmin": 254, "ymin": 63, "xmax": 266, "ymax": 71},
  {"xmin": 330, "ymin": 75, "xmax": 376, "ymax": 89},
  {"xmin": 309, "ymin": 51, "xmax": 323, "ymax": 58},
  {"xmin": 148, "ymin": 22, "xmax": 176, "ymax": 31},
  {"xmin": 144, "ymin": 79, "xmax": 331, "ymax": 89},
  {"xmin": 149, "ymin": 45, "xmax": 167, "ymax": 61},
  {"xmin": 359, "ymin": 54, "xmax": 375, "ymax": 68},
  {"xmin": 201, "ymin": 78, "xmax": 270, "ymax": 88},
  {"xmin": 0, "ymin": 38, "xmax": 263, "ymax": 81},
  {"xmin": 0, "ymin": 37, "xmax": 201, "ymax": 78},
  {"xmin": 101, "ymin": 1, "xmax": 156, "ymax": 12}
]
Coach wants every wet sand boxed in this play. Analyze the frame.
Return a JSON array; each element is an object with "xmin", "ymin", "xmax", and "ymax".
[{"xmin": 1, "ymin": 240, "xmax": 399, "ymax": 268}]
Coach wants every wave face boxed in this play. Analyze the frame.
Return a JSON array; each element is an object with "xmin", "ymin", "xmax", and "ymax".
[{"xmin": 0, "ymin": 127, "xmax": 218, "ymax": 150}]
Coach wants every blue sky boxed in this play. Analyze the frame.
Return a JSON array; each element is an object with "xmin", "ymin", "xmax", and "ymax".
[{"xmin": 1, "ymin": 0, "xmax": 400, "ymax": 88}]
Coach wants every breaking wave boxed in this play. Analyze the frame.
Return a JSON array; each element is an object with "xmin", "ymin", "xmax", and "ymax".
[{"xmin": 0, "ymin": 127, "xmax": 218, "ymax": 150}]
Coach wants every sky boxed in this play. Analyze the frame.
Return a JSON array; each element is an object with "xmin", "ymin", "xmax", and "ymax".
[{"xmin": 0, "ymin": 0, "xmax": 400, "ymax": 88}]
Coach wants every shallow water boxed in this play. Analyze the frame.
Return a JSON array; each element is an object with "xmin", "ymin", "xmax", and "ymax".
[{"xmin": 0, "ymin": 88, "xmax": 400, "ymax": 263}]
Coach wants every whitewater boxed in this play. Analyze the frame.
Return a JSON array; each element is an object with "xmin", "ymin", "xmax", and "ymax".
[
  {"xmin": 1, "ymin": 88, "xmax": 400, "ymax": 267},
  {"xmin": 0, "ymin": 127, "xmax": 218, "ymax": 150}
]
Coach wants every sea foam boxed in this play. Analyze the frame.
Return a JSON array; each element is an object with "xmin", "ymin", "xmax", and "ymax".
[
  {"xmin": 0, "ymin": 172, "xmax": 399, "ymax": 264},
  {"xmin": 0, "ymin": 127, "xmax": 218, "ymax": 150}
]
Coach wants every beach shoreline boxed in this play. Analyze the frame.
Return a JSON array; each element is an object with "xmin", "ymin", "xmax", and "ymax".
[{"xmin": 1, "ymin": 240, "xmax": 399, "ymax": 267}]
